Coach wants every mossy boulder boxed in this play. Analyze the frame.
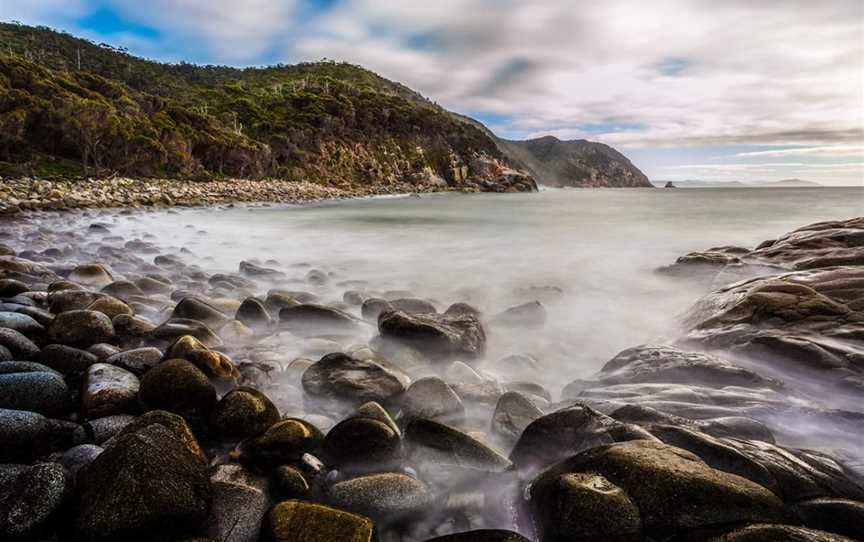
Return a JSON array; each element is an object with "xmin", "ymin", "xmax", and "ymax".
[
  {"xmin": 210, "ymin": 387, "xmax": 280, "ymax": 440},
  {"xmin": 263, "ymin": 500, "xmax": 374, "ymax": 542},
  {"xmin": 139, "ymin": 359, "xmax": 217, "ymax": 421}
]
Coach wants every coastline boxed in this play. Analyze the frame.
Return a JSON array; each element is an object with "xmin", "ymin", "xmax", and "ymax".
[{"xmin": 0, "ymin": 177, "xmax": 484, "ymax": 215}]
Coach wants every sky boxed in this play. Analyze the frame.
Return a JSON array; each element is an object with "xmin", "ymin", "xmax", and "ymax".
[{"xmin": 2, "ymin": 0, "xmax": 863, "ymax": 185}]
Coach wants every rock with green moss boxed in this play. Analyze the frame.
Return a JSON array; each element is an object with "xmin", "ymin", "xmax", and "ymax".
[
  {"xmin": 210, "ymin": 387, "xmax": 280, "ymax": 440},
  {"xmin": 263, "ymin": 500, "xmax": 374, "ymax": 542}
]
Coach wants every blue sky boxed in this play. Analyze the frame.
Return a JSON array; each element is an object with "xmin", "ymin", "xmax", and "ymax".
[{"xmin": 2, "ymin": 0, "xmax": 862, "ymax": 185}]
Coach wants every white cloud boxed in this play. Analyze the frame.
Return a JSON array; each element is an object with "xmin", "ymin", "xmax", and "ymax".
[{"xmin": 726, "ymin": 145, "xmax": 864, "ymax": 159}]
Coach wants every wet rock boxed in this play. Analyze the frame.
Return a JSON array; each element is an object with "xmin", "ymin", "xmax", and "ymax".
[
  {"xmin": 343, "ymin": 290, "xmax": 367, "ymax": 306},
  {"xmin": 102, "ymin": 280, "xmax": 145, "ymax": 298},
  {"xmin": 0, "ymin": 311, "xmax": 44, "ymax": 335},
  {"xmin": 563, "ymin": 345, "xmax": 782, "ymax": 398},
  {"xmin": 237, "ymin": 418, "xmax": 324, "ymax": 471},
  {"xmin": 379, "ymin": 310, "xmax": 486, "ymax": 361},
  {"xmin": 75, "ymin": 423, "xmax": 211, "ymax": 542},
  {"xmin": 444, "ymin": 302, "xmax": 482, "ymax": 318},
  {"xmin": 528, "ymin": 440, "xmax": 786, "ymax": 536},
  {"xmin": 240, "ymin": 260, "xmax": 285, "ymax": 278},
  {"xmin": 235, "ymin": 297, "xmax": 272, "ymax": 328},
  {"xmin": 106, "ymin": 346, "xmax": 163, "ymax": 375},
  {"xmin": 139, "ymin": 359, "xmax": 217, "ymax": 421},
  {"xmin": 322, "ymin": 416, "xmax": 402, "ymax": 472},
  {"xmin": 389, "ymin": 297, "xmax": 438, "ymax": 314},
  {"xmin": 681, "ymin": 266, "xmax": 864, "ymax": 380},
  {"xmin": 113, "ymin": 313, "xmax": 157, "ymax": 342},
  {"xmin": 493, "ymin": 301, "xmax": 547, "ymax": 327},
  {"xmin": 0, "ymin": 370, "xmax": 71, "ymax": 417},
  {"xmin": 137, "ymin": 275, "xmax": 174, "ymax": 295},
  {"xmin": 166, "ymin": 335, "xmax": 239, "ymax": 383},
  {"xmin": 405, "ymin": 419, "xmax": 511, "ymax": 474},
  {"xmin": 0, "ymin": 462, "xmax": 69, "ymax": 540},
  {"xmin": 49, "ymin": 289, "xmax": 104, "ymax": 313},
  {"xmin": 173, "ymin": 296, "xmax": 230, "ymax": 328},
  {"xmin": 279, "ymin": 304, "xmax": 362, "ymax": 335},
  {"xmin": 86, "ymin": 295, "xmax": 133, "ymax": 319},
  {"xmin": 208, "ymin": 464, "xmax": 271, "ymax": 542},
  {"xmin": 305, "ymin": 269, "xmax": 329, "ymax": 286},
  {"xmin": 794, "ymin": 498, "xmax": 864, "ymax": 539},
  {"xmin": 152, "ymin": 318, "xmax": 223, "ymax": 348},
  {"xmin": 361, "ymin": 298, "xmax": 392, "ymax": 320},
  {"xmin": 82, "ymin": 363, "xmax": 140, "ymax": 418},
  {"xmin": 85, "ymin": 414, "xmax": 137, "ymax": 444},
  {"xmin": 49, "ymin": 310, "xmax": 115, "ymax": 347},
  {"xmin": 355, "ymin": 401, "xmax": 400, "ymax": 436},
  {"xmin": 401, "ymin": 377, "xmax": 465, "ymax": 423},
  {"xmin": 0, "ymin": 278, "xmax": 29, "ymax": 297},
  {"xmin": 113, "ymin": 410, "xmax": 207, "ymax": 462},
  {"xmin": 0, "ymin": 327, "xmax": 40, "ymax": 359},
  {"xmin": 327, "ymin": 472, "xmax": 433, "ymax": 523},
  {"xmin": 273, "ymin": 465, "xmax": 310, "ymax": 500},
  {"xmin": 302, "ymin": 352, "xmax": 410, "ymax": 406},
  {"xmin": 262, "ymin": 500, "xmax": 374, "ymax": 542},
  {"xmin": 61, "ymin": 444, "xmax": 103, "ymax": 477},
  {"xmin": 210, "ymin": 387, "xmax": 280, "ymax": 440},
  {"xmin": 87, "ymin": 342, "xmax": 120, "ymax": 361},
  {"xmin": 491, "ymin": 391, "xmax": 544, "ymax": 442},
  {"xmin": 712, "ymin": 523, "xmax": 856, "ymax": 541},
  {"xmin": 510, "ymin": 404, "xmax": 657, "ymax": 472},
  {"xmin": 1, "ymin": 409, "xmax": 71, "ymax": 461},
  {"xmin": 528, "ymin": 470, "xmax": 641, "ymax": 542}
]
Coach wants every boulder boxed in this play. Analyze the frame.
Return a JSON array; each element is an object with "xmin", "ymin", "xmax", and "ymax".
[
  {"xmin": 262, "ymin": 500, "xmax": 374, "ymax": 542},
  {"xmin": 235, "ymin": 297, "xmax": 272, "ymax": 328},
  {"xmin": 326, "ymin": 472, "xmax": 432, "ymax": 523},
  {"xmin": 527, "ymin": 441, "xmax": 786, "ymax": 537},
  {"xmin": 279, "ymin": 304, "xmax": 362, "ymax": 335},
  {"xmin": 38, "ymin": 344, "xmax": 98, "ymax": 374},
  {"xmin": 75, "ymin": 423, "xmax": 212, "ymax": 542},
  {"xmin": 139, "ymin": 359, "xmax": 217, "ymax": 421},
  {"xmin": 0, "ymin": 311, "xmax": 44, "ymax": 336},
  {"xmin": 406, "ymin": 419, "xmax": 511, "ymax": 474},
  {"xmin": 210, "ymin": 387, "xmax": 280, "ymax": 440},
  {"xmin": 424, "ymin": 531, "xmax": 530, "ymax": 542},
  {"xmin": 492, "ymin": 301, "xmax": 547, "ymax": 326},
  {"xmin": 491, "ymin": 391, "xmax": 543, "ymax": 442},
  {"xmin": 172, "ymin": 297, "xmax": 230, "ymax": 328},
  {"xmin": 378, "ymin": 310, "xmax": 486, "ymax": 360},
  {"xmin": 49, "ymin": 310, "xmax": 115, "ymax": 347},
  {"xmin": 302, "ymin": 352, "xmax": 410, "ymax": 406},
  {"xmin": 82, "ymin": 363, "xmax": 140, "ymax": 418},
  {"xmin": 509, "ymin": 404, "xmax": 656, "ymax": 472},
  {"xmin": 237, "ymin": 418, "xmax": 324, "ymax": 471},
  {"xmin": 106, "ymin": 347, "xmax": 163, "ymax": 375},
  {"xmin": 69, "ymin": 263, "xmax": 113, "ymax": 287},
  {"xmin": 0, "ymin": 327, "xmax": 40, "ymax": 359},
  {"xmin": 401, "ymin": 377, "xmax": 465, "ymax": 423},
  {"xmin": 166, "ymin": 335, "xmax": 239, "ymax": 383},
  {"xmin": 208, "ymin": 464, "xmax": 271, "ymax": 542},
  {"xmin": 0, "ymin": 371, "xmax": 72, "ymax": 417},
  {"xmin": 322, "ymin": 416, "xmax": 402, "ymax": 472},
  {"xmin": 0, "ymin": 463, "xmax": 69, "ymax": 540}
]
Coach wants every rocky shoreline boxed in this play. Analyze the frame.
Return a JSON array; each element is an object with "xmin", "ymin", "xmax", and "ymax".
[
  {"xmin": 0, "ymin": 174, "xmax": 536, "ymax": 214},
  {"xmin": 1, "ymin": 207, "xmax": 863, "ymax": 541}
]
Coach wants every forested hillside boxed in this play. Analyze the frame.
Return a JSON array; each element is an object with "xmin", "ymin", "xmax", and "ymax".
[{"xmin": 0, "ymin": 22, "xmax": 533, "ymax": 191}]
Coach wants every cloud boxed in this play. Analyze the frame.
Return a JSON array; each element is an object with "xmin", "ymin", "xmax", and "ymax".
[
  {"xmin": 3, "ymin": 0, "xmax": 863, "ymax": 183},
  {"xmin": 725, "ymin": 145, "xmax": 864, "ymax": 159}
]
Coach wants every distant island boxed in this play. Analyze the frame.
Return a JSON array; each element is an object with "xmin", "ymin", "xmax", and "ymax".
[{"xmin": 651, "ymin": 178, "xmax": 822, "ymax": 188}]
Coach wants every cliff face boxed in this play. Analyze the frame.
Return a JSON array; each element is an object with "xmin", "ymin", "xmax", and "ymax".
[
  {"xmin": 496, "ymin": 136, "xmax": 653, "ymax": 188},
  {"xmin": 0, "ymin": 23, "xmax": 536, "ymax": 193}
]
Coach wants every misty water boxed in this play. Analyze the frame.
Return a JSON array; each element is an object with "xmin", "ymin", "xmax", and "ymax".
[{"xmin": 113, "ymin": 186, "xmax": 863, "ymax": 396}]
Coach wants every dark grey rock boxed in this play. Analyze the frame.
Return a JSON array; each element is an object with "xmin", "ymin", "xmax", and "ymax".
[{"xmin": 0, "ymin": 371, "xmax": 72, "ymax": 417}]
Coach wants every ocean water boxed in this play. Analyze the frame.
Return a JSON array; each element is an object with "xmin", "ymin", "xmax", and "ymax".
[{"xmin": 116, "ymin": 186, "xmax": 863, "ymax": 393}]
